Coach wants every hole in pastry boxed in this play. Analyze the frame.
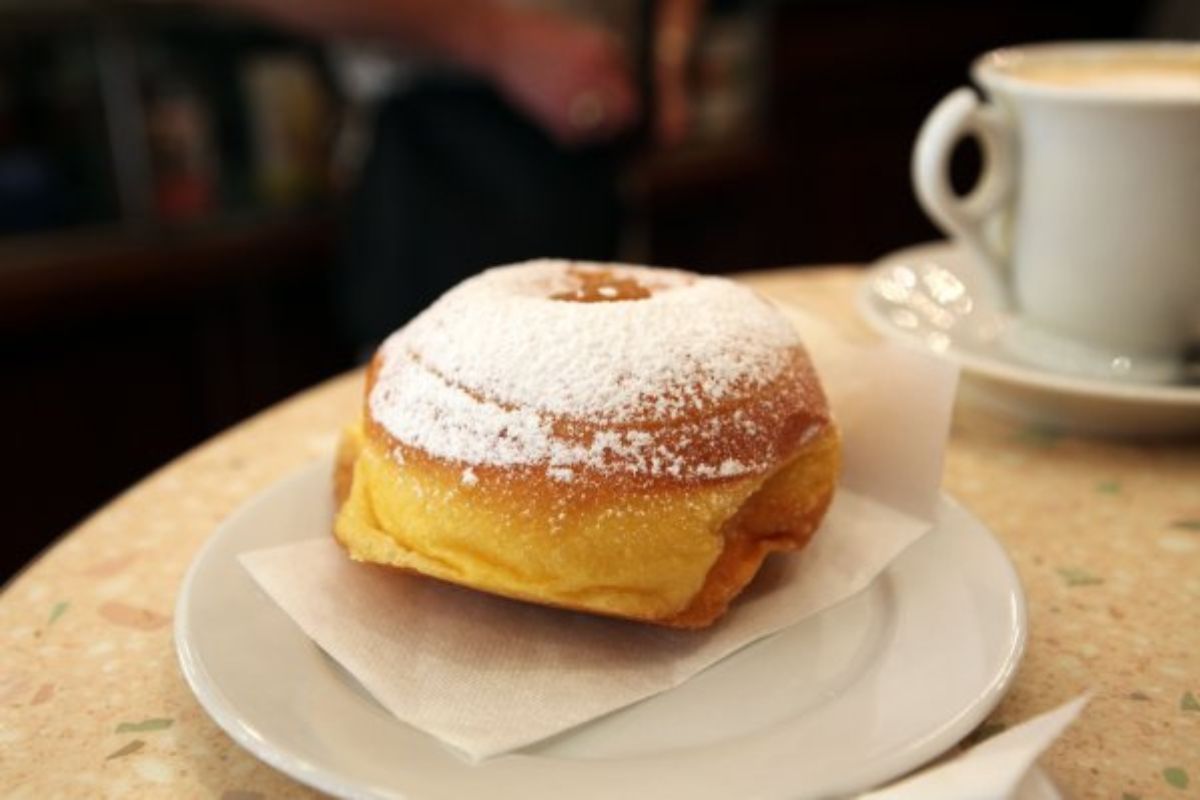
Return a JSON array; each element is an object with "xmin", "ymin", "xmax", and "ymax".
[{"xmin": 550, "ymin": 268, "xmax": 654, "ymax": 303}]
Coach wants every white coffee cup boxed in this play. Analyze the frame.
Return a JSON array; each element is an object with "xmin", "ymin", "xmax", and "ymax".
[{"xmin": 913, "ymin": 41, "xmax": 1200, "ymax": 383}]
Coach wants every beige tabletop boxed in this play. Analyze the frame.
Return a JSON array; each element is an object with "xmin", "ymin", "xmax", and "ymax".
[{"xmin": 2, "ymin": 267, "xmax": 1198, "ymax": 799}]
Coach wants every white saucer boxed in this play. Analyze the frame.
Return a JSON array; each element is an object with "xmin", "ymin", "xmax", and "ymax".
[
  {"xmin": 858, "ymin": 241, "xmax": 1200, "ymax": 437},
  {"xmin": 176, "ymin": 459, "xmax": 1026, "ymax": 799}
]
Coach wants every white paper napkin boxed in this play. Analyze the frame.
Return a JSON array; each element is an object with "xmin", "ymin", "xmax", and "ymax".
[
  {"xmin": 859, "ymin": 695, "xmax": 1089, "ymax": 800},
  {"xmin": 240, "ymin": 310, "xmax": 960, "ymax": 760}
]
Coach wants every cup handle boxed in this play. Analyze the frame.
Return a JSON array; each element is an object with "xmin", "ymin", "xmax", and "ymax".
[{"xmin": 912, "ymin": 87, "xmax": 1015, "ymax": 310}]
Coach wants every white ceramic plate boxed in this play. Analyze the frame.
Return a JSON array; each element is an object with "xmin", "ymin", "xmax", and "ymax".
[
  {"xmin": 858, "ymin": 241, "xmax": 1200, "ymax": 437},
  {"xmin": 176, "ymin": 458, "xmax": 1026, "ymax": 799}
]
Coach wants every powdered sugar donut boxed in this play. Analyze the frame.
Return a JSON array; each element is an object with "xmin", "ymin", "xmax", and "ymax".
[{"xmin": 334, "ymin": 260, "xmax": 840, "ymax": 628}]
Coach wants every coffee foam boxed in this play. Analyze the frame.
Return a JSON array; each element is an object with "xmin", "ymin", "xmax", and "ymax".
[{"xmin": 1005, "ymin": 56, "xmax": 1200, "ymax": 99}]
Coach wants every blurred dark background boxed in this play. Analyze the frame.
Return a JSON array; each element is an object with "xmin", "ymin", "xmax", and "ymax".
[{"xmin": 0, "ymin": 0, "xmax": 1171, "ymax": 580}]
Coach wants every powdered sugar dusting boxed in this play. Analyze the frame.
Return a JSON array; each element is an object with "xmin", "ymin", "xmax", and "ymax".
[{"xmin": 369, "ymin": 260, "xmax": 815, "ymax": 482}]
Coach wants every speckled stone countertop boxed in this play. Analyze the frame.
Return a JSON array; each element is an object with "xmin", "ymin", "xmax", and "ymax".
[{"xmin": 2, "ymin": 268, "xmax": 1197, "ymax": 799}]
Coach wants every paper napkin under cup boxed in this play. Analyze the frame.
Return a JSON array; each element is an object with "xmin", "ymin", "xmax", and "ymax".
[{"xmin": 240, "ymin": 308, "xmax": 960, "ymax": 760}]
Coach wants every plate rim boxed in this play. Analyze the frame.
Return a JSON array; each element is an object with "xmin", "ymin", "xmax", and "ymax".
[
  {"xmin": 176, "ymin": 458, "xmax": 1027, "ymax": 799},
  {"xmin": 858, "ymin": 240, "xmax": 1200, "ymax": 408},
  {"xmin": 175, "ymin": 463, "xmax": 390, "ymax": 800}
]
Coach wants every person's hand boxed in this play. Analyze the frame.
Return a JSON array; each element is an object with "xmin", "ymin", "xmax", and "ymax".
[{"xmin": 486, "ymin": 10, "xmax": 640, "ymax": 147}]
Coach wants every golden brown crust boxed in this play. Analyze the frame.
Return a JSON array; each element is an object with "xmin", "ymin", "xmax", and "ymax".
[
  {"xmin": 333, "ymin": 427, "xmax": 359, "ymax": 507},
  {"xmin": 659, "ymin": 424, "xmax": 840, "ymax": 628}
]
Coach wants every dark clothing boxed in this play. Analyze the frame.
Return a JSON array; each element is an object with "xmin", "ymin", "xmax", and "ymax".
[{"xmin": 335, "ymin": 81, "xmax": 623, "ymax": 351}]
